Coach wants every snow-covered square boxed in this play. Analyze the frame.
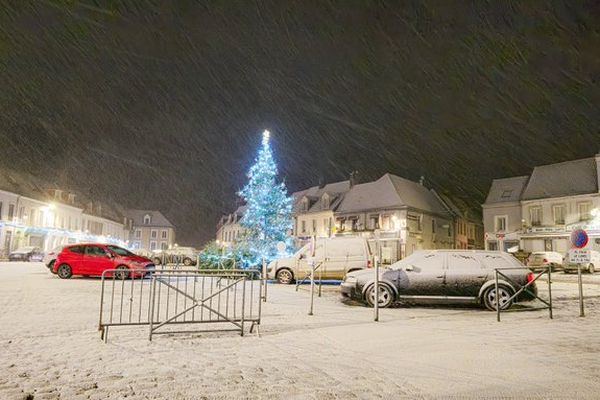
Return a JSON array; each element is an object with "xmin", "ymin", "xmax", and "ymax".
[{"xmin": 1, "ymin": 262, "xmax": 600, "ymax": 399}]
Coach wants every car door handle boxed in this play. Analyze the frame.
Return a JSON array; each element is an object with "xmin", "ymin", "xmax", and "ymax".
[{"xmin": 436, "ymin": 275, "xmax": 444, "ymax": 278}]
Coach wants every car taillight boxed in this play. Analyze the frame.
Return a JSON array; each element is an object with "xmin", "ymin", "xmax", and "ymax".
[
  {"xmin": 367, "ymin": 260, "xmax": 372, "ymax": 268},
  {"xmin": 527, "ymin": 272, "xmax": 535, "ymax": 284}
]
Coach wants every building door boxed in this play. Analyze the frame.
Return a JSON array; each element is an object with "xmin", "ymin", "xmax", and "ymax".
[
  {"xmin": 4, "ymin": 231, "xmax": 12, "ymax": 254},
  {"xmin": 544, "ymin": 239, "xmax": 553, "ymax": 251}
]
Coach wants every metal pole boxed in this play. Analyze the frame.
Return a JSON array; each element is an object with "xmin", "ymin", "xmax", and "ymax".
[
  {"xmin": 148, "ymin": 275, "xmax": 157, "ymax": 341},
  {"xmin": 547, "ymin": 265, "xmax": 553, "ymax": 319},
  {"xmin": 374, "ymin": 255, "xmax": 379, "ymax": 322},
  {"xmin": 495, "ymin": 269, "xmax": 500, "ymax": 322},
  {"xmin": 261, "ymin": 258, "xmax": 267, "ymax": 302},
  {"xmin": 578, "ymin": 263, "xmax": 584, "ymax": 317},
  {"xmin": 318, "ymin": 262, "xmax": 322, "ymax": 297},
  {"xmin": 309, "ymin": 261, "xmax": 315, "ymax": 316}
]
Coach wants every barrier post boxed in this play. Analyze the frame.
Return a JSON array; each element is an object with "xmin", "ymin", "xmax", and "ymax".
[
  {"xmin": 309, "ymin": 261, "xmax": 315, "ymax": 316},
  {"xmin": 495, "ymin": 270, "xmax": 500, "ymax": 322},
  {"xmin": 374, "ymin": 255, "xmax": 379, "ymax": 322},
  {"xmin": 548, "ymin": 266, "xmax": 553, "ymax": 319},
  {"xmin": 262, "ymin": 258, "xmax": 267, "ymax": 302}
]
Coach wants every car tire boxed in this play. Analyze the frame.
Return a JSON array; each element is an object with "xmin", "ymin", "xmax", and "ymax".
[
  {"xmin": 114, "ymin": 265, "xmax": 130, "ymax": 280},
  {"xmin": 482, "ymin": 284, "xmax": 513, "ymax": 311},
  {"xmin": 365, "ymin": 284, "xmax": 394, "ymax": 308},
  {"xmin": 57, "ymin": 264, "xmax": 72, "ymax": 279},
  {"xmin": 183, "ymin": 257, "xmax": 193, "ymax": 266},
  {"xmin": 48, "ymin": 260, "xmax": 56, "ymax": 273},
  {"xmin": 589, "ymin": 264, "xmax": 595, "ymax": 274},
  {"xmin": 276, "ymin": 268, "xmax": 294, "ymax": 284}
]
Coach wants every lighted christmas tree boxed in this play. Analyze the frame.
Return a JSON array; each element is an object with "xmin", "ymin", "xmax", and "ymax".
[{"xmin": 239, "ymin": 130, "xmax": 293, "ymax": 263}]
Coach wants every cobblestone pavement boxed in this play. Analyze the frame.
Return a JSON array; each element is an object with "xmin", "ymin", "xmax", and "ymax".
[{"xmin": 1, "ymin": 262, "xmax": 599, "ymax": 399}]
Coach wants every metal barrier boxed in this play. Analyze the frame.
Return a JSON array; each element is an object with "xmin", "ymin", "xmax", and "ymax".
[
  {"xmin": 493, "ymin": 266, "xmax": 552, "ymax": 322},
  {"xmin": 98, "ymin": 269, "xmax": 262, "ymax": 342}
]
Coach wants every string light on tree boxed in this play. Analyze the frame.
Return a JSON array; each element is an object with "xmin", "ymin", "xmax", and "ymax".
[{"xmin": 238, "ymin": 129, "xmax": 293, "ymax": 264}]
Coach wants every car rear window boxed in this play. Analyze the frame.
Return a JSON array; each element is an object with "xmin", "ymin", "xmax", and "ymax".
[{"xmin": 68, "ymin": 246, "xmax": 84, "ymax": 254}]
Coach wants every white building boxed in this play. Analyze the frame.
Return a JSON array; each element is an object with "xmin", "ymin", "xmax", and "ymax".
[
  {"xmin": 126, "ymin": 209, "xmax": 176, "ymax": 251},
  {"xmin": 216, "ymin": 206, "xmax": 247, "ymax": 246},
  {"xmin": 483, "ymin": 154, "xmax": 600, "ymax": 253},
  {"xmin": 0, "ymin": 170, "xmax": 131, "ymax": 257}
]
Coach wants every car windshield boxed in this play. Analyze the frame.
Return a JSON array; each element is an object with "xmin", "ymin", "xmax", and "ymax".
[
  {"xmin": 107, "ymin": 245, "xmax": 134, "ymax": 257},
  {"xmin": 388, "ymin": 252, "xmax": 422, "ymax": 270}
]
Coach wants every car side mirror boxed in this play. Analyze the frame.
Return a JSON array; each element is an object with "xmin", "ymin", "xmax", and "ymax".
[{"xmin": 106, "ymin": 253, "xmax": 114, "ymax": 259}]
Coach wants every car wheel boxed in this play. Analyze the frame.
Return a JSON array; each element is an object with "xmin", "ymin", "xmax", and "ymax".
[
  {"xmin": 48, "ymin": 260, "xmax": 56, "ymax": 273},
  {"xmin": 153, "ymin": 257, "xmax": 162, "ymax": 266},
  {"xmin": 589, "ymin": 264, "xmax": 595, "ymax": 274},
  {"xmin": 482, "ymin": 284, "xmax": 513, "ymax": 311},
  {"xmin": 365, "ymin": 284, "xmax": 394, "ymax": 308},
  {"xmin": 114, "ymin": 265, "xmax": 130, "ymax": 280},
  {"xmin": 183, "ymin": 257, "xmax": 193, "ymax": 266},
  {"xmin": 276, "ymin": 269, "xmax": 294, "ymax": 284},
  {"xmin": 57, "ymin": 264, "xmax": 72, "ymax": 279}
]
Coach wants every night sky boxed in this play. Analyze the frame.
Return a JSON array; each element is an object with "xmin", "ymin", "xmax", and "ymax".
[{"xmin": 1, "ymin": 1, "xmax": 599, "ymax": 246}]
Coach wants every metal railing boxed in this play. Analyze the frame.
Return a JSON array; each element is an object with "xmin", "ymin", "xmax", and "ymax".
[
  {"xmin": 493, "ymin": 266, "xmax": 552, "ymax": 322},
  {"xmin": 98, "ymin": 268, "xmax": 262, "ymax": 342}
]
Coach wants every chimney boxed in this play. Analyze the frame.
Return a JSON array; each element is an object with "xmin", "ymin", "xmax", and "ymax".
[
  {"xmin": 349, "ymin": 171, "xmax": 358, "ymax": 188},
  {"xmin": 419, "ymin": 176, "xmax": 425, "ymax": 186}
]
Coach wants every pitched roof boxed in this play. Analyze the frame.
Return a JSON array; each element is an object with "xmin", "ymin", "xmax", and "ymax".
[
  {"xmin": 337, "ymin": 174, "xmax": 448, "ymax": 215},
  {"xmin": 521, "ymin": 157, "xmax": 598, "ymax": 200},
  {"xmin": 484, "ymin": 176, "xmax": 529, "ymax": 204},
  {"xmin": 125, "ymin": 209, "xmax": 174, "ymax": 228}
]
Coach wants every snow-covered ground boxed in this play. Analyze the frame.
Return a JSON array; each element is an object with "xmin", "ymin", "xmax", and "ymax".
[{"xmin": 1, "ymin": 262, "xmax": 599, "ymax": 399}]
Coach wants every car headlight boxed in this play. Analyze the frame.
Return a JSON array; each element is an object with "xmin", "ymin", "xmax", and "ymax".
[{"xmin": 344, "ymin": 276, "xmax": 357, "ymax": 284}]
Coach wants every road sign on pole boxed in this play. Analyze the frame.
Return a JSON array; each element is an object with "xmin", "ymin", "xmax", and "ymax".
[{"xmin": 570, "ymin": 229, "xmax": 589, "ymax": 249}]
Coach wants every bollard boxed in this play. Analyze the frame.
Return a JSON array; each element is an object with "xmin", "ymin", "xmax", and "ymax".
[{"xmin": 495, "ymin": 270, "xmax": 500, "ymax": 322}]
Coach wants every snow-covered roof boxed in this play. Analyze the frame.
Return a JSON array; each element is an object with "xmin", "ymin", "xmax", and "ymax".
[
  {"xmin": 521, "ymin": 157, "xmax": 598, "ymax": 200},
  {"xmin": 126, "ymin": 209, "xmax": 174, "ymax": 228},
  {"xmin": 484, "ymin": 176, "xmax": 529, "ymax": 204},
  {"xmin": 336, "ymin": 174, "xmax": 449, "ymax": 215}
]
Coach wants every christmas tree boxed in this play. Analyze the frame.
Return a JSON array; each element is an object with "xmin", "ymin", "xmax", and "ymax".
[{"xmin": 239, "ymin": 130, "xmax": 293, "ymax": 263}]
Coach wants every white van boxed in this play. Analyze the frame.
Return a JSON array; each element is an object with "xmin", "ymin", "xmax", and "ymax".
[{"xmin": 267, "ymin": 237, "xmax": 372, "ymax": 284}]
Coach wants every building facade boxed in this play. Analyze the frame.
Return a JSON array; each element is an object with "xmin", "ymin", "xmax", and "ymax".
[
  {"xmin": 126, "ymin": 210, "xmax": 176, "ymax": 251},
  {"xmin": 0, "ymin": 184, "xmax": 131, "ymax": 257},
  {"xmin": 218, "ymin": 173, "xmax": 462, "ymax": 264},
  {"xmin": 483, "ymin": 154, "xmax": 600, "ymax": 253},
  {"xmin": 216, "ymin": 206, "xmax": 247, "ymax": 246}
]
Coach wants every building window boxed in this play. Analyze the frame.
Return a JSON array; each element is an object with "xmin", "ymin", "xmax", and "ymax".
[
  {"xmin": 151, "ymin": 230, "xmax": 157, "ymax": 239},
  {"xmin": 322, "ymin": 195, "xmax": 329, "ymax": 209},
  {"xmin": 312, "ymin": 219, "xmax": 316, "ymax": 233},
  {"xmin": 500, "ymin": 190, "xmax": 513, "ymax": 199},
  {"xmin": 495, "ymin": 216, "xmax": 507, "ymax": 232},
  {"xmin": 144, "ymin": 214, "xmax": 151, "ymax": 225},
  {"xmin": 302, "ymin": 198, "xmax": 309, "ymax": 212},
  {"xmin": 578, "ymin": 203, "xmax": 592, "ymax": 221},
  {"xmin": 301, "ymin": 220, "xmax": 306, "ymax": 234},
  {"xmin": 488, "ymin": 241, "xmax": 498, "ymax": 251},
  {"xmin": 368, "ymin": 215, "xmax": 379, "ymax": 230},
  {"xmin": 553, "ymin": 205, "xmax": 565, "ymax": 225},
  {"xmin": 8, "ymin": 204, "xmax": 14, "ymax": 220},
  {"xmin": 161, "ymin": 242, "xmax": 168, "ymax": 250},
  {"xmin": 161, "ymin": 230, "xmax": 168, "ymax": 239},
  {"xmin": 529, "ymin": 207, "xmax": 542, "ymax": 226},
  {"xmin": 432, "ymin": 219, "xmax": 436, "ymax": 234},
  {"xmin": 150, "ymin": 241, "xmax": 157, "ymax": 250},
  {"xmin": 0, "ymin": 201, "xmax": 2, "ymax": 220}
]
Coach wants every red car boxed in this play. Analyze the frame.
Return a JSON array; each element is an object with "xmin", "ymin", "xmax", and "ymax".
[{"xmin": 53, "ymin": 243, "xmax": 155, "ymax": 279}]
